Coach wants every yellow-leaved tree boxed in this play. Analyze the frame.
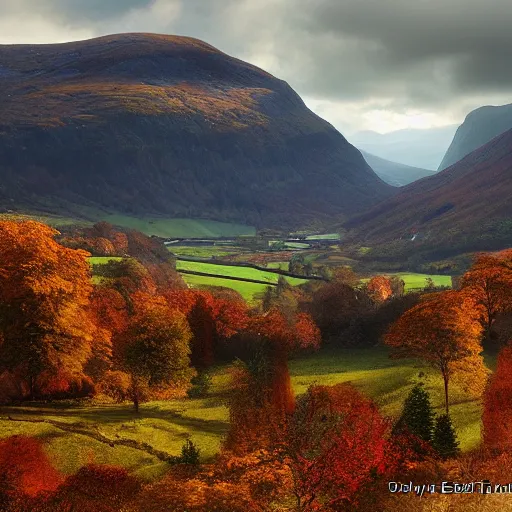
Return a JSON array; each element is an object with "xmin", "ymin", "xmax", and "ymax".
[
  {"xmin": 0, "ymin": 221, "xmax": 95, "ymax": 399},
  {"xmin": 385, "ymin": 290, "xmax": 487, "ymax": 413}
]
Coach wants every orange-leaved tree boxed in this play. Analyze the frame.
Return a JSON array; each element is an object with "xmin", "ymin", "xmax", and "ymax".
[
  {"xmin": 226, "ymin": 309, "xmax": 320, "ymax": 453},
  {"xmin": 385, "ymin": 290, "xmax": 486, "ymax": 413},
  {"xmin": 461, "ymin": 250, "xmax": 512, "ymax": 342},
  {"xmin": 0, "ymin": 221, "xmax": 95, "ymax": 399},
  {"xmin": 366, "ymin": 275, "xmax": 393, "ymax": 303},
  {"xmin": 483, "ymin": 345, "xmax": 512, "ymax": 451}
]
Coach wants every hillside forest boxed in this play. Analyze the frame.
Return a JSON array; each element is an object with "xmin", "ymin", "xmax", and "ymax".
[{"xmin": 0, "ymin": 220, "xmax": 512, "ymax": 511}]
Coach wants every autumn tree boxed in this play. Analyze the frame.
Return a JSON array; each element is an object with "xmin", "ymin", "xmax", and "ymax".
[
  {"xmin": 117, "ymin": 296, "xmax": 193, "ymax": 412},
  {"xmin": 132, "ymin": 469, "xmax": 263, "ymax": 512},
  {"xmin": 461, "ymin": 251, "xmax": 512, "ymax": 343},
  {"xmin": 281, "ymin": 383, "xmax": 390, "ymax": 511},
  {"xmin": 307, "ymin": 280, "xmax": 372, "ymax": 343},
  {"xmin": 0, "ymin": 221, "xmax": 96, "ymax": 399},
  {"xmin": 483, "ymin": 346, "xmax": 512, "ymax": 451},
  {"xmin": 366, "ymin": 275, "xmax": 393, "ymax": 303},
  {"xmin": 226, "ymin": 310, "xmax": 320, "ymax": 452},
  {"xmin": 389, "ymin": 276, "xmax": 406, "ymax": 297},
  {"xmin": 331, "ymin": 266, "xmax": 360, "ymax": 287},
  {"xmin": 385, "ymin": 291, "xmax": 486, "ymax": 413},
  {"xmin": 186, "ymin": 291, "xmax": 247, "ymax": 369},
  {"xmin": 34, "ymin": 464, "xmax": 142, "ymax": 512},
  {"xmin": 0, "ymin": 436, "xmax": 62, "ymax": 510}
]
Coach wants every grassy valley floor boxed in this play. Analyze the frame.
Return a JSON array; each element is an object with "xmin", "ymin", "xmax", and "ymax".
[{"xmin": 0, "ymin": 347, "xmax": 494, "ymax": 481}]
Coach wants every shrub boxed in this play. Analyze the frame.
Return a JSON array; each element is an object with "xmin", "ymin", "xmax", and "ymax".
[
  {"xmin": 187, "ymin": 372, "xmax": 212, "ymax": 398},
  {"xmin": 96, "ymin": 371, "xmax": 131, "ymax": 403},
  {"xmin": 179, "ymin": 439, "xmax": 201, "ymax": 465}
]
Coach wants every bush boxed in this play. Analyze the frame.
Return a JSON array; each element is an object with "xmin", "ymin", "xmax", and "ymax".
[
  {"xmin": 179, "ymin": 440, "xmax": 200, "ymax": 465},
  {"xmin": 96, "ymin": 371, "xmax": 131, "ymax": 403},
  {"xmin": 187, "ymin": 372, "xmax": 212, "ymax": 398}
]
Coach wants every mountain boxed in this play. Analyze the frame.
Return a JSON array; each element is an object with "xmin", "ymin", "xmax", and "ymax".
[
  {"xmin": 360, "ymin": 151, "xmax": 436, "ymax": 186},
  {"xmin": 438, "ymin": 103, "xmax": 512, "ymax": 170},
  {"xmin": 346, "ymin": 128, "xmax": 512, "ymax": 262},
  {"xmin": 348, "ymin": 125, "xmax": 458, "ymax": 170},
  {"xmin": 0, "ymin": 33, "xmax": 393, "ymax": 230}
]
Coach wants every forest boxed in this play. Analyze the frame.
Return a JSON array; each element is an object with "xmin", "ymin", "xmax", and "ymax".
[{"xmin": 1, "ymin": 220, "xmax": 512, "ymax": 511}]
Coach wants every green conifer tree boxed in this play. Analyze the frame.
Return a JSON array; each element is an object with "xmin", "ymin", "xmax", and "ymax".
[
  {"xmin": 395, "ymin": 384, "xmax": 435, "ymax": 442},
  {"xmin": 433, "ymin": 414, "xmax": 460, "ymax": 459}
]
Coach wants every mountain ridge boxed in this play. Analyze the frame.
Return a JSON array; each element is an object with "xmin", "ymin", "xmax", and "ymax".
[
  {"xmin": 346, "ymin": 127, "xmax": 512, "ymax": 262},
  {"xmin": 438, "ymin": 103, "xmax": 512, "ymax": 170},
  {"xmin": 0, "ymin": 33, "xmax": 393, "ymax": 229}
]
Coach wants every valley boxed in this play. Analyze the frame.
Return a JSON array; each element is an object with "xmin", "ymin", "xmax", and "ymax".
[{"xmin": 0, "ymin": 18, "xmax": 511, "ymax": 512}]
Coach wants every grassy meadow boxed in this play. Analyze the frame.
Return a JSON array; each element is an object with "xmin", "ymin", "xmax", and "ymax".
[
  {"xmin": 179, "ymin": 273, "xmax": 270, "ymax": 303},
  {"xmin": 176, "ymin": 260, "xmax": 309, "ymax": 302},
  {"xmin": 360, "ymin": 272, "xmax": 453, "ymax": 291},
  {"xmin": 0, "ymin": 347, "xmax": 492, "ymax": 481},
  {"xmin": 393, "ymin": 272, "xmax": 453, "ymax": 290},
  {"xmin": 167, "ymin": 245, "xmax": 244, "ymax": 258},
  {"xmin": 102, "ymin": 215, "xmax": 256, "ymax": 238}
]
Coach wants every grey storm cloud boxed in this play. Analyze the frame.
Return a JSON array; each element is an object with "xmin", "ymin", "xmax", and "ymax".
[
  {"xmin": 281, "ymin": 0, "xmax": 512, "ymax": 103},
  {"xmin": 0, "ymin": 0, "xmax": 155, "ymax": 22},
  {"xmin": 1, "ymin": 0, "xmax": 512, "ymax": 125}
]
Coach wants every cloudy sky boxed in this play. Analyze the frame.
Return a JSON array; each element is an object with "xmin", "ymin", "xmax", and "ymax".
[{"xmin": 1, "ymin": 0, "xmax": 511, "ymax": 135}]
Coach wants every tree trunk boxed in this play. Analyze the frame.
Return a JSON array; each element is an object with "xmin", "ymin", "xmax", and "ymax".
[
  {"xmin": 133, "ymin": 394, "xmax": 139, "ymax": 414},
  {"xmin": 28, "ymin": 375, "xmax": 35, "ymax": 401},
  {"xmin": 443, "ymin": 374, "xmax": 449, "ymax": 414}
]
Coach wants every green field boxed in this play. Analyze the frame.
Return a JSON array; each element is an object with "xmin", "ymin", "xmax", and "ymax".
[
  {"xmin": 266, "ymin": 262, "xmax": 289, "ymax": 270},
  {"xmin": 0, "ymin": 347, "xmax": 491, "ymax": 481},
  {"xmin": 102, "ymin": 215, "xmax": 256, "ymax": 238},
  {"xmin": 391, "ymin": 272, "xmax": 452, "ymax": 291},
  {"xmin": 180, "ymin": 273, "xmax": 270, "ymax": 303},
  {"xmin": 177, "ymin": 261, "xmax": 308, "ymax": 285},
  {"xmin": 177, "ymin": 260, "xmax": 308, "ymax": 303},
  {"xmin": 305, "ymin": 233, "xmax": 341, "ymax": 240},
  {"xmin": 361, "ymin": 272, "xmax": 452, "ymax": 292},
  {"xmin": 89, "ymin": 256, "xmax": 124, "ymax": 265},
  {"xmin": 167, "ymin": 246, "xmax": 242, "ymax": 258}
]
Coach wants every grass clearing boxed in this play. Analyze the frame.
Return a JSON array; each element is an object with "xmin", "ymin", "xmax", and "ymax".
[
  {"xmin": 289, "ymin": 346, "xmax": 488, "ymax": 452},
  {"xmin": 167, "ymin": 246, "xmax": 243, "ymax": 258},
  {"xmin": 266, "ymin": 262, "xmax": 289, "ymax": 270},
  {"xmin": 391, "ymin": 272, "xmax": 452, "ymax": 291},
  {"xmin": 305, "ymin": 233, "xmax": 341, "ymax": 240},
  {"xmin": 176, "ymin": 261, "xmax": 309, "ymax": 286},
  {"xmin": 180, "ymin": 273, "xmax": 269, "ymax": 304},
  {"xmin": 0, "ymin": 347, "xmax": 489, "ymax": 481},
  {"xmin": 361, "ymin": 272, "xmax": 453, "ymax": 292},
  {"xmin": 102, "ymin": 215, "xmax": 255, "ymax": 238},
  {"xmin": 89, "ymin": 256, "xmax": 124, "ymax": 265}
]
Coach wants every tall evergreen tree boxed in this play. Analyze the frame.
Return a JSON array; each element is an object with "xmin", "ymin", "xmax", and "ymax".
[
  {"xmin": 433, "ymin": 414, "xmax": 460, "ymax": 459},
  {"xmin": 394, "ymin": 384, "xmax": 435, "ymax": 442}
]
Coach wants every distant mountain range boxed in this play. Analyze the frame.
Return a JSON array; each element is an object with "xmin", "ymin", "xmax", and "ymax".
[
  {"xmin": 360, "ymin": 151, "xmax": 436, "ymax": 186},
  {"xmin": 0, "ymin": 33, "xmax": 393, "ymax": 230},
  {"xmin": 347, "ymin": 127, "xmax": 512, "ymax": 262},
  {"xmin": 348, "ymin": 125, "xmax": 458, "ymax": 170},
  {"xmin": 438, "ymin": 103, "xmax": 512, "ymax": 170}
]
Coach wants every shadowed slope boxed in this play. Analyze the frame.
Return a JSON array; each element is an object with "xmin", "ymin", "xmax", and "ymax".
[{"xmin": 0, "ymin": 33, "xmax": 393, "ymax": 229}]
